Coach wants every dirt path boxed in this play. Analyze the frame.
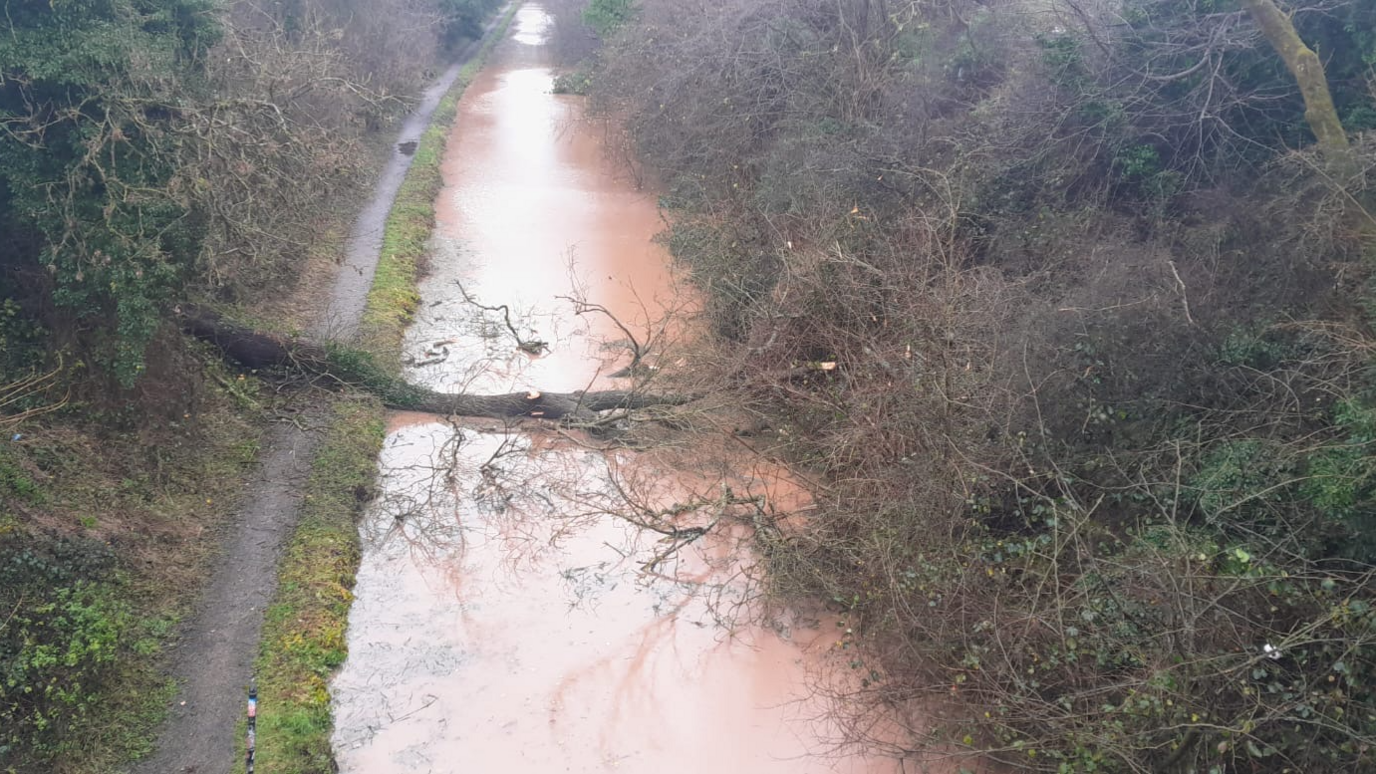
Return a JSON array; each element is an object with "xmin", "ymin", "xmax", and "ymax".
[
  {"xmin": 133, "ymin": 425, "xmax": 318, "ymax": 774},
  {"xmin": 132, "ymin": 15, "xmax": 512, "ymax": 774}
]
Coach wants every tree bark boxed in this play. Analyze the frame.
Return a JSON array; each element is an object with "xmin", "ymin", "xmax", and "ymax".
[
  {"xmin": 1241, "ymin": 0, "xmax": 1349, "ymax": 154},
  {"xmin": 177, "ymin": 305, "xmax": 692, "ymax": 420}
]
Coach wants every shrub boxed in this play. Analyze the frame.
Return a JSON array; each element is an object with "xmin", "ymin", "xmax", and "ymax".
[
  {"xmin": 583, "ymin": 0, "xmax": 634, "ymax": 38},
  {"xmin": 0, "ymin": 537, "xmax": 133, "ymax": 764},
  {"xmin": 588, "ymin": 0, "xmax": 1376, "ymax": 769}
]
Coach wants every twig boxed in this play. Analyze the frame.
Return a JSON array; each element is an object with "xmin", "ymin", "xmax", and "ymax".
[
  {"xmin": 455, "ymin": 281, "xmax": 548, "ymax": 354},
  {"xmin": 1167, "ymin": 259, "xmax": 1195, "ymax": 325}
]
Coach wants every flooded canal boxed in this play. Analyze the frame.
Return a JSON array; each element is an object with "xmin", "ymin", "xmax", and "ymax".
[{"xmin": 330, "ymin": 6, "xmax": 910, "ymax": 772}]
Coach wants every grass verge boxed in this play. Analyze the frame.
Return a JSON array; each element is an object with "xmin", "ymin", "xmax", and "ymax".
[
  {"xmin": 358, "ymin": 2, "xmax": 522, "ymax": 366},
  {"xmin": 245, "ymin": 397, "xmax": 384, "ymax": 774}
]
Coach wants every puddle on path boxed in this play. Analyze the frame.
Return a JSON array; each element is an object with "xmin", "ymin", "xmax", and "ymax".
[{"xmin": 331, "ymin": 6, "xmax": 922, "ymax": 773}]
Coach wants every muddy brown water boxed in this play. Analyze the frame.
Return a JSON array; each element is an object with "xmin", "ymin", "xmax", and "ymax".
[{"xmin": 330, "ymin": 7, "xmax": 924, "ymax": 773}]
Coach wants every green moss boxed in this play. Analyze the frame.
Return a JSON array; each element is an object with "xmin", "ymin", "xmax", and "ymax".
[{"xmin": 0, "ymin": 449, "xmax": 46, "ymax": 505}]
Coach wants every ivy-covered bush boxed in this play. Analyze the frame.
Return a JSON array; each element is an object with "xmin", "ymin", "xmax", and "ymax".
[
  {"xmin": 0, "ymin": 536, "xmax": 133, "ymax": 764},
  {"xmin": 0, "ymin": 0, "xmax": 220, "ymax": 385}
]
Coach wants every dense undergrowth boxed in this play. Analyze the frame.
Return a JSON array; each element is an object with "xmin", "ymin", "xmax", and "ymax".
[
  {"xmin": 0, "ymin": 0, "xmax": 489, "ymax": 386},
  {"xmin": 0, "ymin": 0, "xmax": 505, "ymax": 770},
  {"xmin": 0, "ymin": 344, "xmax": 265, "ymax": 772},
  {"xmin": 583, "ymin": 0, "xmax": 1376, "ymax": 771}
]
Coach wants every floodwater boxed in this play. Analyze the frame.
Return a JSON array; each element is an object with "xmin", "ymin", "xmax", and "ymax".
[{"xmin": 331, "ymin": 7, "xmax": 916, "ymax": 773}]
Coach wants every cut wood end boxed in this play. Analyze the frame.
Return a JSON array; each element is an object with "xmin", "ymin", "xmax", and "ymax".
[{"xmin": 526, "ymin": 390, "xmax": 542, "ymax": 400}]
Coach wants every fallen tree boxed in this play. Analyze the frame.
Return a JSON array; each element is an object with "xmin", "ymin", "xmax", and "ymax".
[{"xmin": 177, "ymin": 305, "xmax": 692, "ymax": 420}]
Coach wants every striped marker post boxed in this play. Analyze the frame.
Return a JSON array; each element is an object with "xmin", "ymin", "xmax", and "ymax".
[{"xmin": 246, "ymin": 681, "xmax": 257, "ymax": 774}]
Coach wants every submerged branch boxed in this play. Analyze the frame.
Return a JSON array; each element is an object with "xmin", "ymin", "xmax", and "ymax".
[{"xmin": 455, "ymin": 281, "xmax": 548, "ymax": 355}]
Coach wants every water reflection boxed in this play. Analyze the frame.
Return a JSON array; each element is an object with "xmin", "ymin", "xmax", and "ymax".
[
  {"xmin": 511, "ymin": 5, "xmax": 551, "ymax": 46},
  {"xmin": 334, "ymin": 417, "xmax": 895, "ymax": 774},
  {"xmin": 332, "ymin": 5, "xmax": 908, "ymax": 773}
]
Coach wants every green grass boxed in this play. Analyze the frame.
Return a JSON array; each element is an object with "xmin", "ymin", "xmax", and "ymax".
[
  {"xmin": 359, "ymin": 2, "xmax": 522, "ymax": 366},
  {"xmin": 245, "ymin": 397, "xmax": 385, "ymax": 774},
  {"xmin": 15, "ymin": 585, "xmax": 184, "ymax": 772}
]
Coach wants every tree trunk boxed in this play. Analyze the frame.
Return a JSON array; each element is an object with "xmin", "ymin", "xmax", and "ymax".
[
  {"xmin": 1241, "ymin": 0, "xmax": 1349, "ymax": 154},
  {"xmin": 177, "ymin": 305, "xmax": 692, "ymax": 420}
]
